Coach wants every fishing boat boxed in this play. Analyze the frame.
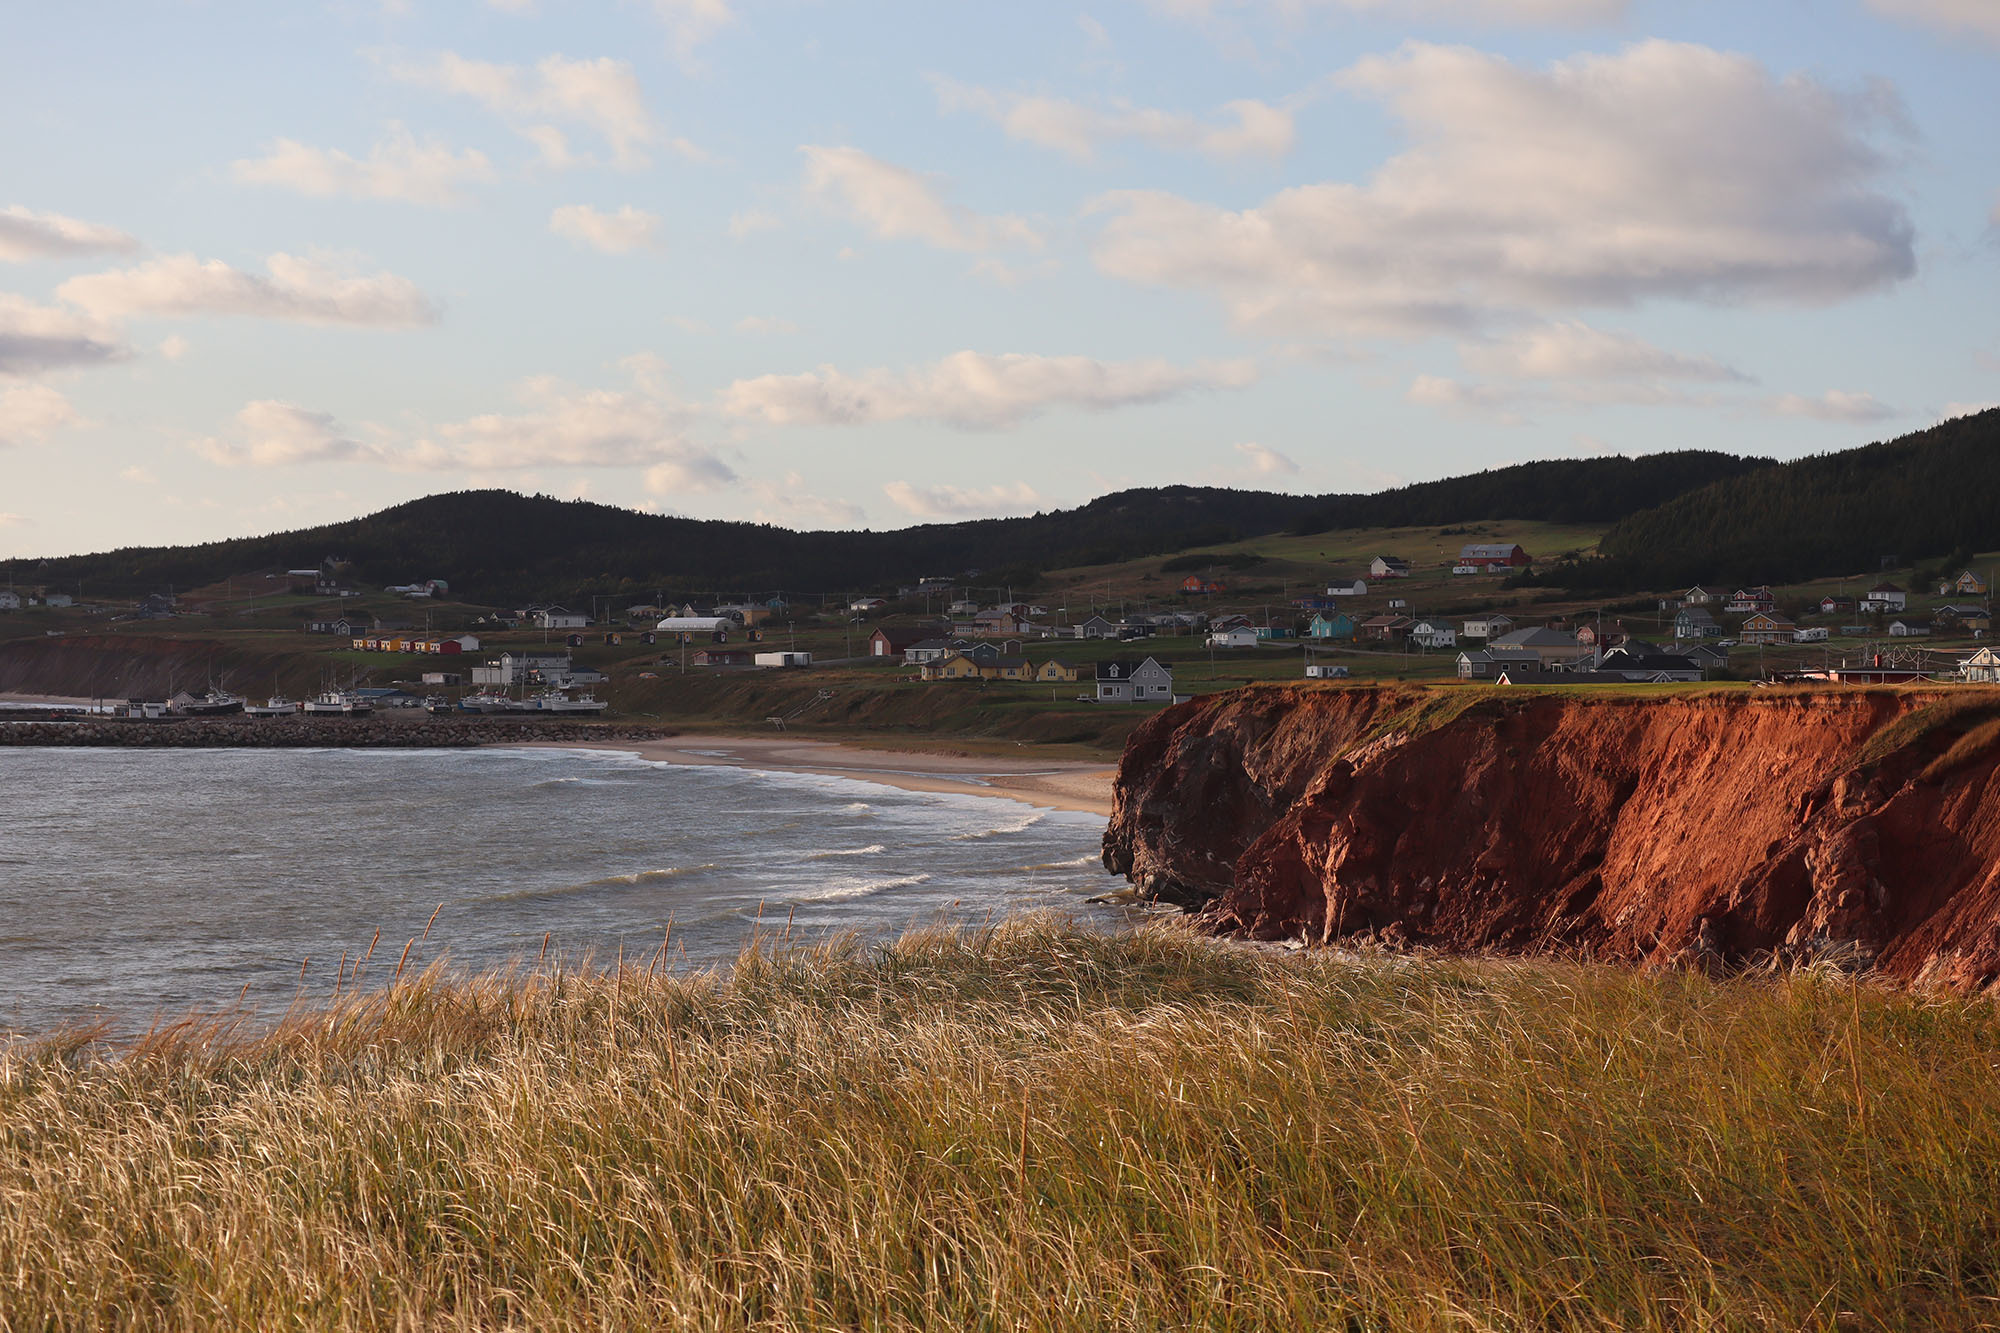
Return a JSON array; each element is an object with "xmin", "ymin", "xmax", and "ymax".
[
  {"xmin": 171, "ymin": 689, "xmax": 245, "ymax": 717},
  {"xmin": 302, "ymin": 690, "xmax": 373, "ymax": 716},
  {"xmin": 527, "ymin": 690, "xmax": 609, "ymax": 715},
  {"xmin": 455, "ymin": 690, "xmax": 524, "ymax": 713},
  {"xmin": 244, "ymin": 695, "xmax": 301, "ymax": 717}
]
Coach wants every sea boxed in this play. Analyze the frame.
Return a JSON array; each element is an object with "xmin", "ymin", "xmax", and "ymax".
[{"xmin": 0, "ymin": 745, "xmax": 1125, "ymax": 1035}]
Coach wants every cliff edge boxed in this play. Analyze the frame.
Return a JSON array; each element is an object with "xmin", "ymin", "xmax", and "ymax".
[{"xmin": 1103, "ymin": 685, "xmax": 2000, "ymax": 990}]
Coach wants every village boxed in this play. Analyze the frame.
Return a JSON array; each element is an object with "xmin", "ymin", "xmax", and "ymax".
[{"xmin": 6, "ymin": 535, "xmax": 2000, "ymax": 730}]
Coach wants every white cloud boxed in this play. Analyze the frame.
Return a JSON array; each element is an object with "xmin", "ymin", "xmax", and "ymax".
[
  {"xmin": 232, "ymin": 124, "xmax": 495, "ymax": 206},
  {"xmin": 882, "ymin": 480, "xmax": 1046, "ymax": 519},
  {"xmin": 407, "ymin": 377, "xmax": 727, "ymax": 478},
  {"xmin": 391, "ymin": 52, "xmax": 666, "ymax": 169},
  {"xmin": 119, "ymin": 465, "xmax": 159, "ymax": 484},
  {"xmin": 0, "ymin": 206, "xmax": 139, "ymax": 263},
  {"xmin": 734, "ymin": 315, "xmax": 797, "ymax": 334},
  {"xmin": 721, "ymin": 350, "xmax": 1257, "ymax": 429},
  {"xmin": 0, "ymin": 294, "xmax": 132, "ymax": 375},
  {"xmin": 933, "ymin": 79, "xmax": 1294, "ymax": 162},
  {"xmin": 648, "ymin": 0, "xmax": 734, "ymax": 59},
  {"xmin": 801, "ymin": 146, "xmax": 1041, "ymax": 253},
  {"xmin": 0, "ymin": 384, "xmax": 79, "ymax": 446},
  {"xmin": 193, "ymin": 401, "xmax": 371, "ymax": 466},
  {"xmin": 747, "ymin": 472, "xmax": 867, "ymax": 525},
  {"xmin": 1143, "ymin": 0, "xmax": 1626, "ymax": 23},
  {"xmin": 1770, "ymin": 390, "xmax": 1897, "ymax": 422},
  {"xmin": 727, "ymin": 209, "xmax": 780, "ymax": 239},
  {"xmin": 1866, "ymin": 0, "xmax": 2000, "ymax": 44},
  {"xmin": 1461, "ymin": 323, "xmax": 1746, "ymax": 383},
  {"xmin": 1940, "ymin": 401, "xmax": 1999, "ymax": 422},
  {"xmin": 1234, "ymin": 441, "xmax": 1299, "ymax": 475},
  {"xmin": 59, "ymin": 253, "xmax": 437, "ymax": 327},
  {"xmin": 158, "ymin": 334, "xmax": 189, "ymax": 361},
  {"xmin": 549, "ymin": 204, "xmax": 664, "ymax": 253},
  {"xmin": 1091, "ymin": 41, "xmax": 1915, "ymax": 337},
  {"xmin": 1406, "ymin": 374, "xmax": 1523, "ymax": 420}
]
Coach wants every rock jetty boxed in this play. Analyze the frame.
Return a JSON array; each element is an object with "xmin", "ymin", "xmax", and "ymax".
[{"xmin": 0, "ymin": 717, "xmax": 676, "ymax": 748}]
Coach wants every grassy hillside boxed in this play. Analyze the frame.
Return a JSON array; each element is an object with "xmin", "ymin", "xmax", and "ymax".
[
  {"xmin": 9, "ymin": 452, "xmax": 1754, "ymax": 606},
  {"xmin": 4, "ymin": 916, "xmax": 1997, "ymax": 1329}
]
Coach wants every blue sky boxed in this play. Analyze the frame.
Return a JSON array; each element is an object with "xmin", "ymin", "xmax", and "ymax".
[{"xmin": 3, "ymin": 0, "xmax": 1996, "ymax": 557}]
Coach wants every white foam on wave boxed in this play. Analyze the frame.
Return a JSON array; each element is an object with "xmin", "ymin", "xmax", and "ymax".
[
  {"xmin": 806, "ymin": 844, "xmax": 886, "ymax": 859},
  {"xmin": 793, "ymin": 873, "xmax": 931, "ymax": 903},
  {"xmin": 950, "ymin": 809, "xmax": 1047, "ymax": 841}
]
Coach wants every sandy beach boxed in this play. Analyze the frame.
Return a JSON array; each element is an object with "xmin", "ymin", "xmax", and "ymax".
[{"xmin": 529, "ymin": 736, "xmax": 1120, "ymax": 817}]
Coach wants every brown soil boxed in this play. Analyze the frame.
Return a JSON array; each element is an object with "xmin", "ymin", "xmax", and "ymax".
[{"xmin": 1103, "ymin": 683, "xmax": 2000, "ymax": 990}]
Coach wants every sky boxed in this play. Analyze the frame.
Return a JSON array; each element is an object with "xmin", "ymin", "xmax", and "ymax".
[{"xmin": 2, "ymin": 0, "xmax": 1997, "ymax": 558}]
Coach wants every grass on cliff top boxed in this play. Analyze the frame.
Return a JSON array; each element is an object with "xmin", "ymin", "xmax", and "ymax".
[{"xmin": 5, "ymin": 915, "xmax": 2000, "ymax": 1331}]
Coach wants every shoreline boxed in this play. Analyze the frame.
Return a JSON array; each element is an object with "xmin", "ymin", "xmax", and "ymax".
[{"xmin": 522, "ymin": 736, "xmax": 1119, "ymax": 817}]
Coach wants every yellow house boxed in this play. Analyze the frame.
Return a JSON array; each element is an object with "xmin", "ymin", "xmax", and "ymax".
[
  {"xmin": 1956, "ymin": 570, "xmax": 1989, "ymax": 596},
  {"xmin": 923, "ymin": 652, "xmax": 1036, "ymax": 682},
  {"xmin": 351, "ymin": 636, "xmax": 371, "ymax": 651},
  {"xmin": 1035, "ymin": 659, "xmax": 1081, "ymax": 683},
  {"xmin": 923, "ymin": 652, "xmax": 985, "ymax": 681}
]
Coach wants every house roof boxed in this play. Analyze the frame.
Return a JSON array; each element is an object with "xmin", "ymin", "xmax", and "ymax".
[
  {"xmin": 1460, "ymin": 543, "xmax": 1525, "ymax": 559},
  {"xmin": 1869, "ymin": 582, "xmax": 1904, "ymax": 593},
  {"xmin": 1096, "ymin": 657, "xmax": 1170, "ymax": 680},
  {"xmin": 1491, "ymin": 627, "xmax": 1579, "ymax": 648},
  {"xmin": 907, "ymin": 638, "xmax": 952, "ymax": 652},
  {"xmin": 1676, "ymin": 607, "xmax": 1718, "ymax": 624}
]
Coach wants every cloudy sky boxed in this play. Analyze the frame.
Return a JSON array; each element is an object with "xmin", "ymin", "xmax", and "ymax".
[{"xmin": 3, "ymin": 0, "xmax": 1997, "ymax": 557}]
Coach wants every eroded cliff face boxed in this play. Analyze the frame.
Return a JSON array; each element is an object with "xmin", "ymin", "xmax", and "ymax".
[{"xmin": 1103, "ymin": 685, "xmax": 2000, "ymax": 990}]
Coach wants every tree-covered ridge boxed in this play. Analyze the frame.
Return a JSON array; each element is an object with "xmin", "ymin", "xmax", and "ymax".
[
  {"xmin": 16, "ymin": 451, "xmax": 1758, "ymax": 604},
  {"xmin": 1295, "ymin": 450, "xmax": 1773, "ymax": 533},
  {"xmin": 1596, "ymin": 408, "xmax": 2000, "ymax": 588}
]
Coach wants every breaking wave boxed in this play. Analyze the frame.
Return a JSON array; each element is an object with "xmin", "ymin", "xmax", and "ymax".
[{"xmin": 793, "ymin": 873, "xmax": 932, "ymax": 903}]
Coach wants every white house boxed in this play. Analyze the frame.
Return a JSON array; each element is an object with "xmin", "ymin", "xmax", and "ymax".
[
  {"xmin": 1369, "ymin": 556, "xmax": 1411, "ymax": 579},
  {"xmin": 533, "ymin": 606, "xmax": 589, "ymax": 630},
  {"xmin": 0, "ymin": 591, "xmax": 19, "ymax": 612},
  {"xmin": 1793, "ymin": 627, "xmax": 1830, "ymax": 642},
  {"xmin": 1096, "ymin": 657, "xmax": 1174, "ymax": 703},
  {"xmin": 1325, "ymin": 579, "xmax": 1368, "ymax": 597},
  {"xmin": 1962, "ymin": 648, "xmax": 2000, "ymax": 683},
  {"xmin": 1888, "ymin": 620, "xmax": 1932, "ymax": 638},
  {"xmin": 848, "ymin": 597, "xmax": 888, "ymax": 613},
  {"xmin": 1410, "ymin": 620, "xmax": 1457, "ymax": 649},
  {"xmin": 1207, "ymin": 626, "xmax": 1258, "ymax": 649},
  {"xmin": 1462, "ymin": 613, "xmax": 1515, "ymax": 640},
  {"xmin": 1861, "ymin": 583, "xmax": 1908, "ymax": 613}
]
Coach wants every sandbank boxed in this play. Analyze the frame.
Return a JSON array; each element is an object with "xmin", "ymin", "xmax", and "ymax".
[{"xmin": 523, "ymin": 735, "xmax": 1118, "ymax": 817}]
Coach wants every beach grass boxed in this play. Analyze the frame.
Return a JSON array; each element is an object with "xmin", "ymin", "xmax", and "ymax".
[{"xmin": 3, "ymin": 915, "xmax": 1998, "ymax": 1330}]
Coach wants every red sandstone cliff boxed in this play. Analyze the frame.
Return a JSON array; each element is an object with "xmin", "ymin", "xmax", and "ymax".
[{"xmin": 1103, "ymin": 685, "xmax": 2000, "ymax": 990}]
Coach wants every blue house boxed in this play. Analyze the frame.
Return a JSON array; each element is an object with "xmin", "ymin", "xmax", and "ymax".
[{"xmin": 1308, "ymin": 611, "xmax": 1356, "ymax": 641}]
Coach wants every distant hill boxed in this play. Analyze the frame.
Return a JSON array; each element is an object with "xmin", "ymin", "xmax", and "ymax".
[
  {"xmin": 14, "ymin": 451, "xmax": 1759, "ymax": 605},
  {"xmin": 1593, "ymin": 408, "xmax": 2000, "ymax": 589}
]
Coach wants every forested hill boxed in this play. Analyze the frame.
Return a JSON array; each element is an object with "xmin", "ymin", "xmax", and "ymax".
[
  {"xmin": 1594, "ymin": 408, "xmax": 2000, "ymax": 588},
  {"xmin": 20, "ymin": 451, "xmax": 1756, "ymax": 603}
]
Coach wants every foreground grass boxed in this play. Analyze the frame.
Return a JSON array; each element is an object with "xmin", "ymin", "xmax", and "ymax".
[{"xmin": 3, "ymin": 918, "xmax": 1998, "ymax": 1330}]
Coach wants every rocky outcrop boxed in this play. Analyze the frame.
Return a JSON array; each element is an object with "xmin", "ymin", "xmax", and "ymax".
[{"xmin": 1104, "ymin": 685, "xmax": 2000, "ymax": 990}]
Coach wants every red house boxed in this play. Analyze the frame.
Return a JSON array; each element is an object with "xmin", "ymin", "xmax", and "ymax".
[{"xmin": 1456, "ymin": 543, "xmax": 1531, "ymax": 570}]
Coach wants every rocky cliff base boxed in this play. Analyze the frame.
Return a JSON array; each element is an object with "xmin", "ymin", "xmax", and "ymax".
[{"xmin": 1103, "ymin": 685, "xmax": 2000, "ymax": 991}]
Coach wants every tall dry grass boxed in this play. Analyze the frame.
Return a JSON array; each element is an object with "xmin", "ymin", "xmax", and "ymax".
[{"xmin": 2, "ymin": 914, "xmax": 1998, "ymax": 1330}]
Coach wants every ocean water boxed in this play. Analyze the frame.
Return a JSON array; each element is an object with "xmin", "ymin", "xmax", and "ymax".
[{"xmin": 0, "ymin": 746, "xmax": 1124, "ymax": 1035}]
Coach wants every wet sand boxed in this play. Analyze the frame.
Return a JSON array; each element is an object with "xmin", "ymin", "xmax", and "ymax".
[{"xmin": 530, "ymin": 736, "xmax": 1119, "ymax": 817}]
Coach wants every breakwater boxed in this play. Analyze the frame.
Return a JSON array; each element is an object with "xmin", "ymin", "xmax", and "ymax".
[{"xmin": 0, "ymin": 717, "xmax": 678, "ymax": 748}]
